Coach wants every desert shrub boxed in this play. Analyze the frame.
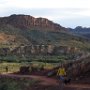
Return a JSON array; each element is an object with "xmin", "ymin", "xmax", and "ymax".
[
  {"xmin": 0, "ymin": 78, "xmax": 21, "ymax": 90},
  {"xmin": 0, "ymin": 77, "xmax": 39, "ymax": 90}
]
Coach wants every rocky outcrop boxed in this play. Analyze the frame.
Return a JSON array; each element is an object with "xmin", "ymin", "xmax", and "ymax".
[
  {"xmin": 0, "ymin": 48, "xmax": 10, "ymax": 56},
  {"xmin": 11, "ymin": 45, "xmax": 79, "ymax": 56},
  {"xmin": 54, "ymin": 46, "xmax": 78, "ymax": 55},
  {"xmin": 0, "ymin": 14, "xmax": 66, "ymax": 32},
  {"xmin": 11, "ymin": 45, "xmax": 54, "ymax": 55},
  {"xmin": 0, "ymin": 44, "xmax": 79, "ymax": 56}
]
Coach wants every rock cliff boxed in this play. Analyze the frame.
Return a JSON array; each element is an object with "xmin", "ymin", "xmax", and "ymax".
[{"xmin": 0, "ymin": 14, "xmax": 66, "ymax": 32}]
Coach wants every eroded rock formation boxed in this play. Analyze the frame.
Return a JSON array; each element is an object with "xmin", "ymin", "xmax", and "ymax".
[
  {"xmin": 0, "ymin": 14, "xmax": 66, "ymax": 32},
  {"xmin": 11, "ymin": 45, "xmax": 79, "ymax": 56}
]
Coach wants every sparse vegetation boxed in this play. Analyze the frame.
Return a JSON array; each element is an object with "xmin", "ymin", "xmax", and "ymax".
[{"xmin": 0, "ymin": 77, "xmax": 39, "ymax": 90}]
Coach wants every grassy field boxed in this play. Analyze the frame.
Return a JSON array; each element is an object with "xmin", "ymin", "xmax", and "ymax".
[
  {"xmin": 0, "ymin": 62, "xmax": 34, "ymax": 74},
  {"xmin": 0, "ymin": 55, "xmax": 68, "ymax": 74},
  {"xmin": 0, "ymin": 62, "xmax": 58, "ymax": 74},
  {"xmin": 0, "ymin": 54, "xmax": 77, "ymax": 74}
]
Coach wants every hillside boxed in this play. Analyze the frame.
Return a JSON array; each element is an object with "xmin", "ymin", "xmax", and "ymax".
[
  {"xmin": 0, "ymin": 14, "xmax": 90, "ymax": 51},
  {"xmin": 68, "ymin": 26, "xmax": 90, "ymax": 39}
]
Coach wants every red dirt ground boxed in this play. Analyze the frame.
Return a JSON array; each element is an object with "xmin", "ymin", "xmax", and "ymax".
[{"xmin": 0, "ymin": 74, "xmax": 90, "ymax": 90}]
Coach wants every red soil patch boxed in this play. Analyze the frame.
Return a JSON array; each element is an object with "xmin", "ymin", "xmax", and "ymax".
[{"xmin": 0, "ymin": 74, "xmax": 90, "ymax": 90}]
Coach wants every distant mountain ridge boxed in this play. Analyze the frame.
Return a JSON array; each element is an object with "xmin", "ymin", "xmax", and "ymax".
[{"xmin": 68, "ymin": 26, "xmax": 90, "ymax": 39}]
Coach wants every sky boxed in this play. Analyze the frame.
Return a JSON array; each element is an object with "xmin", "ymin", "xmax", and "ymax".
[{"xmin": 0, "ymin": 0, "xmax": 90, "ymax": 28}]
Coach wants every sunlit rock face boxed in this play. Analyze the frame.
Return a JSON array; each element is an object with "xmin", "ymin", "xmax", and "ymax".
[
  {"xmin": 10, "ymin": 45, "xmax": 79, "ymax": 56},
  {"xmin": 54, "ymin": 46, "xmax": 78, "ymax": 55},
  {"xmin": 0, "ymin": 14, "xmax": 66, "ymax": 32},
  {"xmin": 11, "ymin": 45, "xmax": 54, "ymax": 55}
]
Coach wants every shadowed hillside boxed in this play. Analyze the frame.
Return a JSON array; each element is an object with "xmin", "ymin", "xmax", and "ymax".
[{"xmin": 68, "ymin": 26, "xmax": 90, "ymax": 39}]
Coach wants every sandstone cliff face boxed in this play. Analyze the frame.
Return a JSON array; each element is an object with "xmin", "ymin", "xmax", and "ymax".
[
  {"xmin": 11, "ymin": 45, "xmax": 54, "ymax": 55},
  {"xmin": 0, "ymin": 14, "xmax": 66, "ymax": 32},
  {"xmin": 10, "ymin": 45, "xmax": 78, "ymax": 56}
]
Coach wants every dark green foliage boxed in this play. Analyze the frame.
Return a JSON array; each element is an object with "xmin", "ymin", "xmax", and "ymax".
[
  {"xmin": 0, "ymin": 77, "xmax": 38, "ymax": 90},
  {"xmin": 0, "ymin": 77, "xmax": 21, "ymax": 90}
]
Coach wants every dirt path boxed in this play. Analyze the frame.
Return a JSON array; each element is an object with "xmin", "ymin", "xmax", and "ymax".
[
  {"xmin": 29, "ymin": 75, "xmax": 58, "ymax": 85},
  {"xmin": 66, "ymin": 84, "xmax": 90, "ymax": 89},
  {"xmin": 0, "ymin": 74, "xmax": 90, "ymax": 90},
  {"xmin": 0, "ymin": 74, "xmax": 58, "ymax": 85}
]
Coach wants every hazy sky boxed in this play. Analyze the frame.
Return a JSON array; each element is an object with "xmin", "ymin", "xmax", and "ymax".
[{"xmin": 0, "ymin": 0, "xmax": 90, "ymax": 28}]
